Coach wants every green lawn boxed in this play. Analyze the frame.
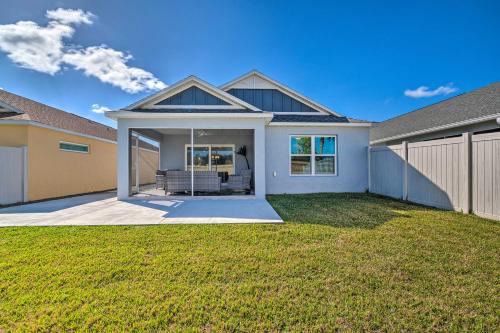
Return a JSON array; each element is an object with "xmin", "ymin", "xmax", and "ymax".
[{"xmin": 0, "ymin": 193, "xmax": 498, "ymax": 332}]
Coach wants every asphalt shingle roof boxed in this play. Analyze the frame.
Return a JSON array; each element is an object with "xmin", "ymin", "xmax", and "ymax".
[
  {"xmin": 0, "ymin": 89, "xmax": 158, "ymax": 151},
  {"xmin": 371, "ymin": 82, "xmax": 500, "ymax": 142}
]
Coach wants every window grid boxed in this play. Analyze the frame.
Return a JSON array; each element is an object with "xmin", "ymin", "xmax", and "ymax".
[{"xmin": 290, "ymin": 135, "xmax": 337, "ymax": 176}]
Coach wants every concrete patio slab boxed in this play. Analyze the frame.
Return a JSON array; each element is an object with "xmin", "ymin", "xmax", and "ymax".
[{"xmin": 0, "ymin": 192, "xmax": 283, "ymax": 227}]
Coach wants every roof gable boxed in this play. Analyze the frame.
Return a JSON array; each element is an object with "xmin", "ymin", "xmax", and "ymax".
[
  {"xmin": 126, "ymin": 76, "xmax": 261, "ymax": 111},
  {"xmin": 155, "ymin": 86, "xmax": 229, "ymax": 106},
  {"xmin": 220, "ymin": 70, "xmax": 342, "ymax": 116},
  {"xmin": 228, "ymin": 88, "xmax": 321, "ymax": 113}
]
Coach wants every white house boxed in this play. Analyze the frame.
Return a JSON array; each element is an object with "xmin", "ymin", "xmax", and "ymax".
[{"xmin": 106, "ymin": 70, "xmax": 372, "ymax": 199}]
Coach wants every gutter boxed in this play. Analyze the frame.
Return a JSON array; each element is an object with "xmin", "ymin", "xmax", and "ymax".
[{"xmin": 105, "ymin": 110, "xmax": 274, "ymax": 120}]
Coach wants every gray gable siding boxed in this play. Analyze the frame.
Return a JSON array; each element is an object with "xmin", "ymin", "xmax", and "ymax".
[
  {"xmin": 228, "ymin": 88, "xmax": 320, "ymax": 112},
  {"xmin": 156, "ymin": 86, "xmax": 230, "ymax": 106}
]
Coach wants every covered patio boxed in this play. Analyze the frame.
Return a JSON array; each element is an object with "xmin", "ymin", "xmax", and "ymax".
[
  {"xmin": 115, "ymin": 114, "xmax": 270, "ymax": 200},
  {"xmin": 134, "ymin": 128, "xmax": 255, "ymax": 197}
]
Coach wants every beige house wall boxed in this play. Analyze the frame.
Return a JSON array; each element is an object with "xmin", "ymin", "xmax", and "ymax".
[
  {"xmin": 0, "ymin": 123, "xmax": 158, "ymax": 202},
  {"xmin": 131, "ymin": 147, "xmax": 159, "ymax": 185},
  {"xmin": 26, "ymin": 125, "xmax": 117, "ymax": 201},
  {"xmin": 0, "ymin": 125, "xmax": 28, "ymax": 147}
]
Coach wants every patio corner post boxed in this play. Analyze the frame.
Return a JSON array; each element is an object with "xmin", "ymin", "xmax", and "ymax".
[
  {"xmin": 254, "ymin": 124, "xmax": 266, "ymax": 199},
  {"xmin": 117, "ymin": 122, "xmax": 130, "ymax": 200}
]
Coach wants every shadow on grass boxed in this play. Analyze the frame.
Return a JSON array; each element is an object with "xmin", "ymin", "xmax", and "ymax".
[{"xmin": 267, "ymin": 192, "xmax": 429, "ymax": 229}]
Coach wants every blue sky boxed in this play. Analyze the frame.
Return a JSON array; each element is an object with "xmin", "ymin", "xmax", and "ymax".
[{"xmin": 0, "ymin": 0, "xmax": 499, "ymax": 128}]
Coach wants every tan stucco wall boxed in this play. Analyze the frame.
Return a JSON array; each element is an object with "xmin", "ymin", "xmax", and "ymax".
[
  {"xmin": 0, "ymin": 124, "xmax": 28, "ymax": 147},
  {"xmin": 131, "ymin": 147, "xmax": 159, "ymax": 185},
  {"xmin": 26, "ymin": 126, "xmax": 117, "ymax": 201},
  {"xmin": 1, "ymin": 124, "xmax": 158, "ymax": 201}
]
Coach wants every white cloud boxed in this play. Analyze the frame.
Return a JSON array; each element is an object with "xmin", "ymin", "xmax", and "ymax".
[
  {"xmin": 91, "ymin": 103, "xmax": 111, "ymax": 113},
  {"xmin": 64, "ymin": 46, "xmax": 167, "ymax": 93},
  {"xmin": 404, "ymin": 84, "xmax": 458, "ymax": 98},
  {"xmin": 0, "ymin": 8, "xmax": 166, "ymax": 93},
  {"xmin": 0, "ymin": 20, "xmax": 74, "ymax": 74},
  {"xmin": 46, "ymin": 8, "xmax": 95, "ymax": 25}
]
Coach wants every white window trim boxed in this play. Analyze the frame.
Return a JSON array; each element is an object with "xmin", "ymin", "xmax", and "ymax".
[
  {"xmin": 289, "ymin": 135, "xmax": 337, "ymax": 177},
  {"xmin": 59, "ymin": 141, "xmax": 90, "ymax": 154},
  {"xmin": 184, "ymin": 143, "xmax": 235, "ymax": 174}
]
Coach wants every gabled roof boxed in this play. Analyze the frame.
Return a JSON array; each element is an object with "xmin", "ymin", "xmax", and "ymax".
[
  {"xmin": 371, "ymin": 82, "xmax": 500, "ymax": 143},
  {"xmin": 125, "ymin": 76, "xmax": 261, "ymax": 111},
  {"xmin": 220, "ymin": 70, "xmax": 342, "ymax": 116},
  {"xmin": 0, "ymin": 89, "xmax": 117, "ymax": 142}
]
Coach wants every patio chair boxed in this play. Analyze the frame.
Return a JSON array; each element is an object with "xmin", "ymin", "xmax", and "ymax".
[
  {"xmin": 155, "ymin": 170, "xmax": 166, "ymax": 189},
  {"xmin": 227, "ymin": 169, "xmax": 252, "ymax": 191}
]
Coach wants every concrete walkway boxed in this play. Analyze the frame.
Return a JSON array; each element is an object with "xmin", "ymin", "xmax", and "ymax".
[{"xmin": 0, "ymin": 192, "xmax": 283, "ymax": 227}]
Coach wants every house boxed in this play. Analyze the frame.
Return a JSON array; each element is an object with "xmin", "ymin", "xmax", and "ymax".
[
  {"xmin": 370, "ymin": 82, "xmax": 500, "ymax": 146},
  {"xmin": 106, "ymin": 70, "xmax": 372, "ymax": 199},
  {"xmin": 0, "ymin": 90, "xmax": 159, "ymax": 205}
]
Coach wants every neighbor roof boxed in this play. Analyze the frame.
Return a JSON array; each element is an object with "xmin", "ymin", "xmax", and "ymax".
[
  {"xmin": 0, "ymin": 89, "xmax": 117, "ymax": 141},
  {"xmin": 0, "ymin": 89, "xmax": 158, "ymax": 150},
  {"xmin": 371, "ymin": 82, "xmax": 500, "ymax": 143}
]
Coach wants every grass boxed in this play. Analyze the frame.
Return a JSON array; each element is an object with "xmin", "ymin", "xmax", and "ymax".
[{"xmin": 0, "ymin": 193, "xmax": 498, "ymax": 332}]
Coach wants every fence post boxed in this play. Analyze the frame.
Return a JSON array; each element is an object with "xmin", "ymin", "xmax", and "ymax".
[
  {"xmin": 402, "ymin": 141, "xmax": 408, "ymax": 200},
  {"xmin": 367, "ymin": 146, "xmax": 371, "ymax": 192},
  {"xmin": 462, "ymin": 132, "xmax": 472, "ymax": 213}
]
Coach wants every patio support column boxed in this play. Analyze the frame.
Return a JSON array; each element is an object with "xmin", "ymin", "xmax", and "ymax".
[
  {"xmin": 254, "ymin": 124, "xmax": 266, "ymax": 199},
  {"xmin": 191, "ymin": 128, "xmax": 194, "ymax": 196},
  {"xmin": 117, "ymin": 122, "xmax": 130, "ymax": 200}
]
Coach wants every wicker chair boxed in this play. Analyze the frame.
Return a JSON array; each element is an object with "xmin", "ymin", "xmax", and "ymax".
[
  {"xmin": 165, "ymin": 171, "xmax": 221, "ymax": 194},
  {"xmin": 227, "ymin": 169, "xmax": 252, "ymax": 191},
  {"xmin": 155, "ymin": 170, "xmax": 166, "ymax": 189}
]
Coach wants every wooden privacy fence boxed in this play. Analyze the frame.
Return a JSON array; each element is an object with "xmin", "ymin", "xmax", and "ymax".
[
  {"xmin": 0, "ymin": 146, "xmax": 27, "ymax": 205},
  {"xmin": 369, "ymin": 132, "xmax": 500, "ymax": 220}
]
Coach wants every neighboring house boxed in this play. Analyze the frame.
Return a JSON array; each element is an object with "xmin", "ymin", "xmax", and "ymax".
[
  {"xmin": 0, "ymin": 90, "xmax": 158, "ymax": 204},
  {"xmin": 371, "ymin": 82, "xmax": 500, "ymax": 146},
  {"xmin": 106, "ymin": 70, "xmax": 372, "ymax": 199}
]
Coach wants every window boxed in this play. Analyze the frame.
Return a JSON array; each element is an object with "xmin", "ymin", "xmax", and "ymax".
[
  {"xmin": 59, "ymin": 141, "xmax": 89, "ymax": 153},
  {"xmin": 186, "ymin": 144, "xmax": 235, "ymax": 174},
  {"xmin": 290, "ymin": 135, "xmax": 336, "ymax": 175}
]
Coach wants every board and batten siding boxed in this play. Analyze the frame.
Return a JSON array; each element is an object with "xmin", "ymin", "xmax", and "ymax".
[
  {"xmin": 227, "ymin": 89, "xmax": 320, "ymax": 113},
  {"xmin": 369, "ymin": 131, "xmax": 500, "ymax": 220}
]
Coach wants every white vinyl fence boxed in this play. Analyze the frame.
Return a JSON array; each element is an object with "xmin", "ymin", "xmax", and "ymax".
[
  {"xmin": 0, "ymin": 146, "xmax": 27, "ymax": 205},
  {"xmin": 369, "ymin": 132, "xmax": 500, "ymax": 220}
]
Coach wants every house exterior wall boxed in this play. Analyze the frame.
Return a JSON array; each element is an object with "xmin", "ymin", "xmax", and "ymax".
[
  {"xmin": 26, "ymin": 125, "xmax": 117, "ymax": 201},
  {"xmin": 131, "ymin": 146, "xmax": 160, "ymax": 186},
  {"xmin": 0, "ymin": 124, "xmax": 28, "ymax": 147},
  {"xmin": 160, "ymin": 131, "xmax": 254, "ymax": 174},
  {"xmin": 265, "ymin": 125, "xmax": 370, "ymax": 194},
  {"xmin": 0, "ymin": 124, "xmax": 158, "ymax": 202}
]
